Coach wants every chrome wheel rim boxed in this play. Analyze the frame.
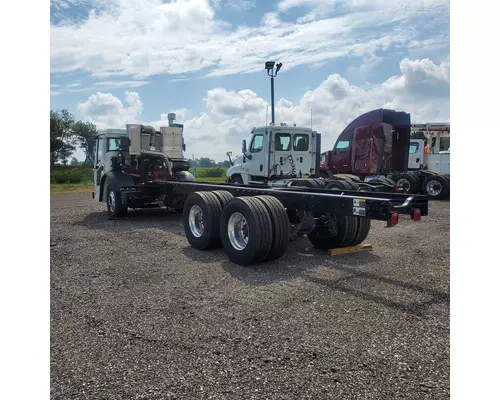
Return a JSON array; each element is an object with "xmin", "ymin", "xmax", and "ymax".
[
  {"xmin": 397, "ymin": 178, "xmax": 411, "ymax": 192},
  {"xmin": 188, "ymin": 205, "xmax": 204, "ymax": 238},
  {"xmin": 228, "ymin": 212, "xmax": 249, "ymax": 250},
  {"xmin": 426, "ymin": 180, "xmax": 442, "ymax": 196},
  {"xmin": 108, "ymin": 191, "xmax": 116, "ymax": 213}
]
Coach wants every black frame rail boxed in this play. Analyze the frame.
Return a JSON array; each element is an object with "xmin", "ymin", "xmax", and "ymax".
[{"xmin": 121, "ymin": 180, "xmax": 428, "ymax": 222}]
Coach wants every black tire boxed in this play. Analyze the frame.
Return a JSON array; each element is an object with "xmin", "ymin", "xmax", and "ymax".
[
  {"xmin": 333, "ymin": 174, "xmax": 362, "ymax": 183},
  {"xmin": 212, "ymin": 190, "xmax": 234, "ymax": 208},
  {"xmin": 406, "ymin": 172, "xmax": 422, "ymax": 188},
  {"xmin": 350, "ymin": 218, "xmax": 371, "ymax": 246},
  {"xmin": 230, "ymin": 175, "xmax": 244, "ymax": 185},
  {"xmin": 220, "ymin": 197, "xmax": 273, "ymax": 266},
  {"xmin": 291, "ymin": 179, "xmax": 318, "ymax": 188},
  {"xmin": 183, "ymin": 191, "xmax": 223, "ymax": 250},
  {"xmin": 340, "ymin": 179, "xmax": 358, "ymax": 190},
  {"xmin": 313, "ymin": 179, "xmax": 326, "ymax": 188},
  {"xmin": 106, "ymin": 183, "xmax": 128, "ymax": 219},
  {"xmin": 306, "ymin": 186, "xmax": 358, "ymax": 250},
  {"xmin": 307, "ymin": 214, "xmax": 358, "ymax": 250},
  {"xmin": 393, "ymin": 173, "xmax": 420, "ymax": 193},
  {"xmin": 255, "ymin": 196, "xmax": 290, "ymax": 262},
  {"xmin": 326, "ymin": 180, "xmax": 348, "ymax": 190},
  {"xmin": 422, "ymin": 175, "xmax": 450, "ymax": 200},
  {"xmin": 348, "ymin": 180, "xmax": 360, "ymax": 191}
]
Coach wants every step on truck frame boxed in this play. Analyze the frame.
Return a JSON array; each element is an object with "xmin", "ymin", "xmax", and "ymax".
[{"xmin": 116, "ymin": 180, "xmax": 428, "ymax": 266}]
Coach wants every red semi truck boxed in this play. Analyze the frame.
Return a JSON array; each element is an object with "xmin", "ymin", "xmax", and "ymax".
[{"xmin": 318, "ymin": 109, "xmax": 450, "ymax": 199}]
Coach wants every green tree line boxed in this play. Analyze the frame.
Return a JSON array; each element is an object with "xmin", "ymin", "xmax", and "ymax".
[
  {"xmin": 188, "ymin": 157, "xmax": 231, "ymax": 168},
  {"xmin": 50, "ymin": 109, "xmax": 98, "ymax": 166}
]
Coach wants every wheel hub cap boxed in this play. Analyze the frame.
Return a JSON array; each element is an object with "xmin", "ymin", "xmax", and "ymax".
[
  {"xmin": 228, "ymin": 212, "xmax": 249, "ymax": 250},
  {"xmin": 189, "ymin": 205, "xmax": 204, "ymax": 237},
  {"xmin": 397, "ymin": 178, "xmax": 411, "ymax": 192},
  {"xmin": 426, "ymin": 180, "xmax": 442, "ymax": 196}
]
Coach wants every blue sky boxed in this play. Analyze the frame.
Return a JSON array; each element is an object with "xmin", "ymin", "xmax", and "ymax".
[{"xmin": 50, "ymin": 0, "xmax": 450, "ymax": 160}]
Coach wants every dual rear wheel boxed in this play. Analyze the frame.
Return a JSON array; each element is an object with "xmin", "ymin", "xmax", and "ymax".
[{"xmin": 183, "ymin": 191, "xmax": 289, "ymax": 266}]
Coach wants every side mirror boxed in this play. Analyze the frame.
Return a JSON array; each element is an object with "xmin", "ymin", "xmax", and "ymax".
[
  {"xmin": 242, "ymin": 139, "xmax": 247, "ymax": 154},
  {"xmin": 182, "ymin": 139, "xmax": 186, "ymax": 152},
  {"xmin": 226, "ymin": 151, "xmax": 232, "ymax": 157}
]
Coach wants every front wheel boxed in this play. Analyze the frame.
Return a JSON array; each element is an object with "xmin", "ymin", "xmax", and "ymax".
[
  {"xmin": 229, "ymin": 175, "xmax": 244, "ymax": 185},
  {"xmin": 106, "ymin": 184, "xmax": 128, "ymax": 219}
]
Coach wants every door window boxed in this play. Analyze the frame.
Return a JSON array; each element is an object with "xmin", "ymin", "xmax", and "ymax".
[
  {"xmin": 250, "ymin": 134, "xmax": 264, "ymax": 153},
  {"xmin": 275, "ymin": 133, "xmax": 291, "ymax": 151},
  {"xmin": 293, "ymin": 134, "xmax": 309, "ymax": 151},
  {"xmin": 440, "ymin": 137, "xmax": 450, "ymax": 151},
  {"xmin": 107, "ymin": 138, "xmax": 121, "ymax": 152},
  {"xmin": 96, "ymin": 136, "xmax": 104, "ymax": 164},
  {"xmin": 409, "ymin": 142, "xmax": 419, "ymax": 153},
  {"xmin": 334, "ymin": 140, "xmax": 350, "ymax": 152}
]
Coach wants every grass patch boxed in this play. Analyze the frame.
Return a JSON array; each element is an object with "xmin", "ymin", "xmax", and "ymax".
[
  {"xmin": 195, "ymin": 176, "xmax": 227, "ymax": 183},
  {"xmin": 51, "ymin": 181, "xmax": 93, "ymax": 195}
]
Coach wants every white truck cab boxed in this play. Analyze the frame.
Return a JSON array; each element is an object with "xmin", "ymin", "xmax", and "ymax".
[
  {"xmin": 93, "ymin": 113, "xmax": 188, "ymax": 202},
  {"xmin": 409, "ymin": 123, "xmax": 450, "ymax": 175},
  {"xmin": 226, "ymin": 124, "xmax": 319, "ymax": 184}
]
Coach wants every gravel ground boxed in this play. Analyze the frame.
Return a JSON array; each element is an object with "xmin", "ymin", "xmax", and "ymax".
[{"xmin": 50, "ymin": 192, "xmax": 449, "ymax": 400}]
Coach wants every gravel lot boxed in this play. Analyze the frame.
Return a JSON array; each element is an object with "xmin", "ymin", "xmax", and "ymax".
[{"xmin": 50, "ymin": 192, "xmax": 449, "ymax": 400}]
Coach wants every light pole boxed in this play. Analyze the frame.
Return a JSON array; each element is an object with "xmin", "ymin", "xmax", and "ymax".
[{"xmin": 265, "ymin": 61, "xmax": 282, "ymax": 125}]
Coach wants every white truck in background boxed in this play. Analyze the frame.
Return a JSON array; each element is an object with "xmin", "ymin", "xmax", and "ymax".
[{"xmin": 409, "ymin": 123, "xmax": 450, "ymax": 174}]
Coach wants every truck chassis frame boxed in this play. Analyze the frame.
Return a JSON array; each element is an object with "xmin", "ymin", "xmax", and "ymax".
[{"xmin": 106, "ymin": 179, "xmax": 428, "ymax": 266}]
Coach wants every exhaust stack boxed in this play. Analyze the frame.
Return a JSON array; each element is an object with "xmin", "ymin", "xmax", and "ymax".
[{"xmin": 168, "ymin": 113, "xmax": 176, "ymax": 127}]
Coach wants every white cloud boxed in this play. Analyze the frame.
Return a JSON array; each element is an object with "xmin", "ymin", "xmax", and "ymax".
[
  {"xmin": 77, "ymin": 91, "xmax": 143, "ymax": 128},
  {"xmin": 76, "ymin": 57, "xmax": 449, "ymax": 161},
  {"xmin": 94, "ymin": 80, "xmax": 149, "ymax": 89},
  {"xmin": 204, "ymin": 88, "xmax": 268, "ymax": 117},
  {"xmin": 50, "ymin": 0, "xmax": 449, "ymax": 79},
  {"xmin": 278, "ymin": 0, "xmax": 448, "ymax": 13},
  {"xmin": 383, "ymin": 58, "xmax": 450, "ymax": 98},
  {"xmin": 49, "ymin": 80, "xmax": 149, "ymax": 96},
  {"xmin": 227, "ymin": 0, "xmax": 256, "ymax": 11}
]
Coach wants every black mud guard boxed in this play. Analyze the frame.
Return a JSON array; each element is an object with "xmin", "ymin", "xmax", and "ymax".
[{"xmin": 99, "ymin": 171, "xmax": 136, "ymax": 201}]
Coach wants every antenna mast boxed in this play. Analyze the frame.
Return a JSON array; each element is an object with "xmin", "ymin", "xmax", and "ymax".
[
  {"xmin": 310, "ymin": 109, "xmax": 313, "ymax": 130},
  {"xmin": 266, "ymin": 104, "xmax": 268, "ymax": 128}
]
